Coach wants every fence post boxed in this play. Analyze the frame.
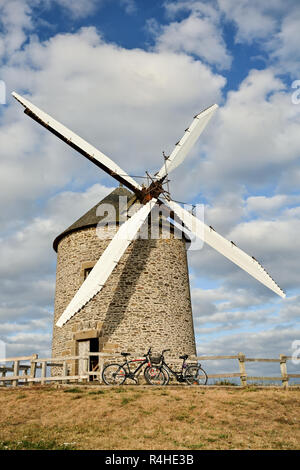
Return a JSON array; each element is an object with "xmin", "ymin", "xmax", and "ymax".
[
  {"xmin": 0, "ymin": 370, "xmax": 6, "ymax": 386},
  {"xmin": 23, "ymin": 368, "xmax": 28, "ymax": 383},
  {"xmin": 62, "ymin": 361, "xmax": 68, "ymax": 384},
  {"xmin": 98, "ymin": 357, "xmax": 104, "ymax": 384},
  {"xmin": 41, "ymin": 361, "xmax": 47, "ymax": 385},
  {"xmin": 280, "ymin": 354, "xmax": 288, "ymax": 389},
  {"xmin": 29, "ymin": 354, "xmax": 38, "ymax": 386},
  {"xmin": 238, "ymin": 353, "xmax": 247, "ymax": 387},
  {"xmin": 12, "ymin": 361, "xmax": 20, "ymax": 387},
  {"xmin": 84, "ymin": 356, "xmax": 89, "ymax": 383}
]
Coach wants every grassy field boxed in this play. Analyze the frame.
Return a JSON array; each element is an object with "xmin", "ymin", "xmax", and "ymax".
[{"xmin": 0, "ymin": 385, "xmax": 299, "ymax": 450}]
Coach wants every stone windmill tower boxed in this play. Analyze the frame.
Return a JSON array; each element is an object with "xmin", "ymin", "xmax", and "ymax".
[
  {"xmin": 52, "ymin": 186, "xmax": 196, "ymax": 363},
  {"xmin": 12, "ymin": 92, "xmax": 285, "ymax": 374}
]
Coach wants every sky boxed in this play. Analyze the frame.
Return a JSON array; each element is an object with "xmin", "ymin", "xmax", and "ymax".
[{"xmin": 0, "ymin": 0, "xmax": 299, "ymax": 379}]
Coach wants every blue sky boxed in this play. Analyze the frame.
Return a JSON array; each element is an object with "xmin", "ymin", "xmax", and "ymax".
[{"xmin": 0, "ymin": 0, "xmax": 299, "ymax": 377}]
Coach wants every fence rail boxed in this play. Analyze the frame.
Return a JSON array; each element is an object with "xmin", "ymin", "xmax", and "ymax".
[{"xmin": 0, "ymin": 352, "xmax": 299, "ymax": 388}]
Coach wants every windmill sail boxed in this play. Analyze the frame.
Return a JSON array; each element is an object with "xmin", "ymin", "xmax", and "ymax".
[
  {"xmin": 156, "ymin": 104, "xmax": 218, "ymax": 180},
  {"xmin": 12, "ymin": 91, "xmax": 285, "ymax": 314},
  {"xmin": 12, "ymin": 92, "xmax": 142, "ymax": 195},
  {"xmin": 167, "ymin": 199, "xmax": 285, "ymax": 298},
  {"xmin": 56, "ymin": 198, "xmax": 157, "ymax": 327}
]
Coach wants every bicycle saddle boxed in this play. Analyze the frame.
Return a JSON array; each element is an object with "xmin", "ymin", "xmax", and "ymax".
[
  {"xmin": 121, "ymin": 352, "xmax": 130, "ymax": 357},
  {"xmin": 179, "ymin": 354, "xmax": 188, "ymax": 360}
]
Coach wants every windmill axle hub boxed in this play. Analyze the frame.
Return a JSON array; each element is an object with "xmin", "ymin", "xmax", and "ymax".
[{"xmin": 141, "ymin": 181, "xmax": 164, "ymax": 203}]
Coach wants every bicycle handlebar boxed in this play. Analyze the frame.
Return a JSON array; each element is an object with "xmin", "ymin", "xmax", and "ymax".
[{"xmin": 143, "ymin": 347, "xmax": 152, "ymax": 357}]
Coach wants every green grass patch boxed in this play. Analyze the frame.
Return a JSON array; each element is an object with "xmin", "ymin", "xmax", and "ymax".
[
  {"xmin": 214, "ymin": 380, "xmax": 238, "ymax": 386},
  {"xmin": 121, "ymin": 397, "xmax": 131, "ymax": 405},
  {"xmin": 0, "ymin": 439, "xmax": 76, "ymax": 450},
  {"xmin": 185, "ymin": 443, "xmax": 204, "ymax": 449},
  {"xmin": 88, "ymin": 390, "xmax": 106, "ymax": 396}
]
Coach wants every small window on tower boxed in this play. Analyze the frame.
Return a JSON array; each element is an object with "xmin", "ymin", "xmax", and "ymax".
[{"xmin": 84, "ymin": 267, "xmax": 93, "ymax": 279}]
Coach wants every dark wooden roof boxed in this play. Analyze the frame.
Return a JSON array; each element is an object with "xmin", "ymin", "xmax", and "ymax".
[{"xmin": 53, "ymin": 186, "xmax": 190, "ymax": 252}]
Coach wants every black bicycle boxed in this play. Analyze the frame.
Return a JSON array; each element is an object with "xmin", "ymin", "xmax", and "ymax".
[
  {"xmin": 102, "ymin": 348, "xmax": 168, "ymax": 385},
  {"xmin": 153, "ymin": 349, "xmax": 208, "ymax": 385}
]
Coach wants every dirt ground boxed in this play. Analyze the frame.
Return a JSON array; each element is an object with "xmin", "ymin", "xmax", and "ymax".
[{"xmin": 0, "ymin": 385, "xmax": 299, "ymax": 450}]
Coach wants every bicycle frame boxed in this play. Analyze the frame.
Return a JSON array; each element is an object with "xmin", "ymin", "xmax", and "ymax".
[
  {"xmin": 161, "ymin": 358, "xmax": 187, "ymax": 382},
  {"xmin": 122, "ymin": 357, "xmax": 150, "ymax": 380}
]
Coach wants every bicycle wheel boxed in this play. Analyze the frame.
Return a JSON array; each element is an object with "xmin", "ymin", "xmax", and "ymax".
[
  {"xmin": 144, "ymin": 365, "xmax": 168, "ymax": 385},
  {"xmin": 184, "ymin": 365, "xmax": 208, "ymax": 385},
  {"xmin": 102, "ymin": 363, "xmax": 127, "ymax": 385}
]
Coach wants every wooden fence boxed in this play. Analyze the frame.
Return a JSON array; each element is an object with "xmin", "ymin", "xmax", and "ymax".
[{"xmin": 0, "ymin": 352, "xmax": 299, "ymax": 388}]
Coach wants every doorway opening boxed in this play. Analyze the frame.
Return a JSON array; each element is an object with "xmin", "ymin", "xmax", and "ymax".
[
  {"xmin": 77, "ymin": 337, "xmax": 99, "ymax": 381},
  {"xmin": 89, "ymin": 338, "xmax": 99, "ymax": 380}
]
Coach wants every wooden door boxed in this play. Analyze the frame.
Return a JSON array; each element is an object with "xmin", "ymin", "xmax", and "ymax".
[{"xmin": 78, "ymin": 340, "xmax": 90, "ymax": 377}]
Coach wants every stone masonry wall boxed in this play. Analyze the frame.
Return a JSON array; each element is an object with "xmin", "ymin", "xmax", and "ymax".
[{"xmin": 52, "ymin": 223, "xmax": 196, "ymax": 369}]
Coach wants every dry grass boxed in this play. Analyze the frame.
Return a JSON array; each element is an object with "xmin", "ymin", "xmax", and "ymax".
[{"xmin": 0, "ymin": 385, "xmax": 299, "ymax": 450}]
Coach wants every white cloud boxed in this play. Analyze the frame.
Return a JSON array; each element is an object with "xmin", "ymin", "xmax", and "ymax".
[
  {"xmin": 0, "ymin": 0, "xmax": 227, "ymax": 356},
  {"xmin": 246, "ymin": 194, "xmax": 300, "ymax": 217},
  {"xmin": 4, "ymin": 332, "xmax": 52, "ymax": 357},
  {"xmin": 0, "ymin": 0, "xmax": 299, "ymax": 362},
  {"xmin": 119, "ymin": 0, "xmax": 136, "ymax": 14},
  {"xmin": 0, "ymin": 0, "xmax": 33, "ymax": 59},
  {"xmin": 150, "ymin": 2, "xmax": 232, "ymax": 69},
  {"xmin": 1, "ymin": 25, "xmax": 224, "ymax": 225},
  {"xmin": 53, "ymin": 0, "xmax": 100, "ymax": 18},
  {"xmin": 190, "ymin": 69, "xmax": 300, "ymax": 193},
  {"xmin": 217, "ymin": 0, "xmax": 280, "ymax": 43},
  {"xmin": 192, "ymin": 285, "xmax": 299, "ymax": 379},
  {"xmin": 167, "ymin": 1, "xmax": 300, "ymax": 77},
  {"xmin": 0, "ymin": 183, "xmax": 112, "ymax": 279},
  {"xmin": 53, "ymin": 0, "xmax": 137, "ymax": 18},
  {"xmin": 196, "ymin": 327, "xmax": 300, "ymax": 380},
  {"xmin": 267, "ymin": 9, "xmax": 300, "ymax": 77},
  {"xmin": 216, "ymin": 0, "xmax": 300, "ymax": 76}
]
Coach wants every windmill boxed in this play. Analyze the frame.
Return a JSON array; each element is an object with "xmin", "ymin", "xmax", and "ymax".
[{"xmin": 12, "ymin": 92, "xmax": 286, "ymax": 360}]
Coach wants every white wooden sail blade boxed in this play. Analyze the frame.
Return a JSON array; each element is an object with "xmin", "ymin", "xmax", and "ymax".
[
  {"xmin": 56, "ymin": 198, "xmax": 157, "ymax": 327},
  {"xmin": 167, "ymin": 199, "xmax": 286, "ymax": 298},
  {"xmin": 12, "ymin": 92, "xmax": 142, "ymax": 194},
  {"xmin": 156, "ymin": 104, "xmax": 218, "ymax": 180}
]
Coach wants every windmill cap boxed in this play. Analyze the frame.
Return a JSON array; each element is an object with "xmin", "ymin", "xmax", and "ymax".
[
  {"xmin": 53, "ymin": 187, "xmax": 190, "ymax": 252},
  {"xmin": 53, "ymin": 187, "xmax": 133, "ymax": 252}
]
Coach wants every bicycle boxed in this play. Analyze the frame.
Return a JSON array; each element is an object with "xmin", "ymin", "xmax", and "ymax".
[
  {"xmin": 155, "ymin": 349, "xmax": 208, "ymax": 385},
  {"xmin": 102, "ymin": 347, "xmax": 168, "ymax": 385}
]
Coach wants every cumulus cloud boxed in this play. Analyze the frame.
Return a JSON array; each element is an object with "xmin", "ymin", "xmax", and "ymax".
[
  {"xmin": 192, "ymin": 284, "xmax": 299, "ymax": 379},
  {"xmin": 149, "ymin": 1, "xmax": 232, "ymax": 69},
  {"xmin": 181, "ymin": 68, "xmax": 300, "ymax": 194},
  {"xmin": 0, "ymin": 0, "xmax": 299, "ymax": 365},
  {"xmin": 0, "ymin": 182, "xmax": 115, "ymax": 356},
  {"xmin": 196, "ymin": 327, "xmax": 300, "ymax": 379},
  {"xmin": 1, "ymin": 26, "xmax": 224, "ymax": 226},
  {"xmin": 175, "ymin": 67, "xmax": 300, "ymax": 320},
  {"xmin": 0, "ymin": 0, "xmax": 227, "ymax": 356},
  {"xmin": 217, "ymin": 0, "xmax": 281, "ymax": 43},
  {"xmin": 0, "ymin": 0, "xmax": 33, "ymax": 59},
  {"xmin": 0, "ymin": 183, "xmax": 113, "ymax": 281},
  {"xmin": 166, "ymin": 0, "xmax": 300, "ymax": 76},
  {"xmin": 267, "ymin": 8, "xmax": 300, "ymax": 77},
  {"xmin": 217, "ymin": 0, "xmax": 300, "ymax": 77},
  {"xmin": 52, "ymin": 0, "xmax": 101, "ymax": 18}
]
